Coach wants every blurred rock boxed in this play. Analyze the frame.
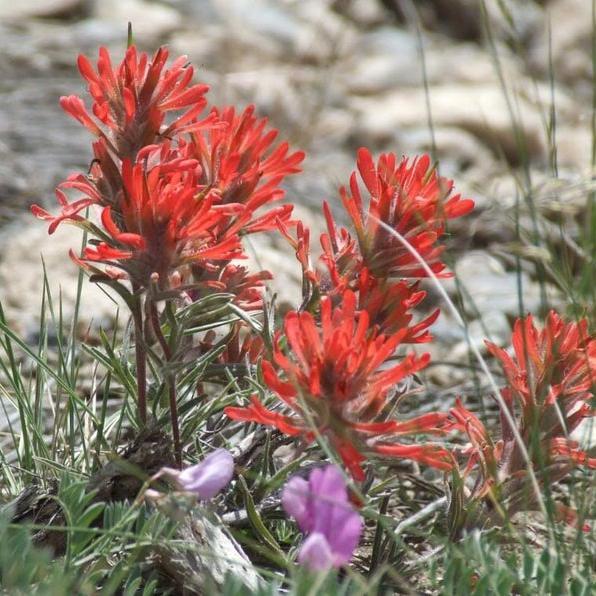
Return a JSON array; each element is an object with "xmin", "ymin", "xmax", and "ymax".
[
  {"xmin": 292, "ymin": 0, "xmax": 356, "ymax": 63},
  {"xmin": 571, "ymin": 418, "xmax": 596, "ymax": 450},
  {"xmin": 222, "ymin": 66, "xmax": 324, "ymax": 132},
  {"xmin": 158, "ymin": 0, "xmax": 219, "ymax": 23},
  {"xmin": 397, "ymin": 127, "xmax": 494, "ymax": 177},
  {"xmin": 0, "ymin": 0, "xmax": 88, "ymax": 20},
  {"xmin": 530, "ymin": 0, "xmax": 591, "ymax": 91},
  {"xmin": 216, "ymin": 0, "xmax": 305, "ymax": 49},
  {"xmin": 331, "ymin": 0, "xmax": 391, "ymax": 28},
  {"xmin": 450, "ymin": 310, "xmax": 511, "ymax": 361},
  {"xmin": 92, "ymin": 0, "xmax": 182, "ymax": 44},
  {"xmin": 451, "ymin": 251, "xmax": 557, "ymax": 317},
  {"xmin": 342, "ymin": 34, "xmax": 517, "ymax": 96},
  {"xmin": 383, "ymin": 0, "xmax": 543, "ymax": 44},
  {"xmin": 339, "ymin": 28, "xmax": 419, "ymax": 93},
  {"xmin": 349, "ymin": 84, "xmax": 546, "ymax": 164},
  {"xmin": 554, "ymin": 125, "xmax": 592, "ymax": 171},
  {"xmin": 70, "ymin": 19, "xmax": 129, "ymax": 47},
  {"xmin": 381, "ymin": 0, "xmax": 482, "ymax": 41},
  {"xmin": 0, "ymin": 219, "xmax": 124, "ymax": 337}
]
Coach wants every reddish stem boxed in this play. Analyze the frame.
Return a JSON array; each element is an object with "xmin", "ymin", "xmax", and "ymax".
[
  {"xmin": 132, "ymin": 295, "xmax": 147, "ymax": 426},
  {"xmin": 149, "ymin": 301, "xmax": 182, "ymax": 468}
]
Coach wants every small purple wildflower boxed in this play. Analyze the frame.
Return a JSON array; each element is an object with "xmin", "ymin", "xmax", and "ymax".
[
  {"xmin": 282, "ymin": 465, "xmax": 363, "ymax": 571},
  {"xmin": 162, "ymin": 449, "xmax": 234, "ymax": 500}
]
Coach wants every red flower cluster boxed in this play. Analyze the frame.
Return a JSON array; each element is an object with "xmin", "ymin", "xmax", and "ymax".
[
  {"xmin": 226, "ymin": 146, "xmax": 475, "ymax": 479},
  {"xmin": 226, "ymin": 290, "xmax": 454, "ymax": 479},
  {"xmin": 33, "ymin": 44, "xmax": 594, "ymax": 531},
  {"xmin": 281, "ymin": 147, "xmax": 475, "ymax": 341},
  {"xmin": 322, "ymin": 148, "xmax": 474, "ymax": 282},
  {"xmin": 32, "ymin": 46, "xmax": 304, "ymax": 298},
  {"xmin": 61, "ymin": 46, "xmax": 213, "ymax": 158},
  {"xmin": 448, "ymin": 311, "xmax": 595, "ymax": 527}
]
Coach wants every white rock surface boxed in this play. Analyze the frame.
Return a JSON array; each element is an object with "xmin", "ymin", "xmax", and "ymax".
[
  {"xmin": 350, "ymin": 84, "xmax": 546, "ymax": 162},
  {"xmin": 0, "ymin": 218, "xmax": 124, "ymax": 337},
  {"xmin": 452, "ymin": 252, "xmax": 554, "ymax": 318}
]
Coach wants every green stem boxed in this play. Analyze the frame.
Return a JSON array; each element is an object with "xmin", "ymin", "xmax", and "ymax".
[
  {"xmin": 132, "ymin": 292, "xmax": 147, "ymax": 426},
  {"xmin": 149, "ymin": 300, "xmax": 182, "ymax": 467}
]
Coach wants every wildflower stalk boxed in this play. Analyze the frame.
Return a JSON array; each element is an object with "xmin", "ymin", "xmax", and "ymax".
[
  {"xmin": 149, "ymin": 299, "xmax": 182, "ymax": 467},
  {"xmin": 131, "ymin": 288, "xmax": 147, "ymax": 426}
]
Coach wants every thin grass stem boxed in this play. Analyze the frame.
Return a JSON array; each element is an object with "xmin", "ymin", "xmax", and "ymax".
[{"xmin": 369, "ymin": 214, "xmax": 553, "ymax": 542}]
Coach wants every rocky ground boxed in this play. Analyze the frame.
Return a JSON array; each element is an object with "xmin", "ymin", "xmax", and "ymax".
[{"xmin": 0, "ymin": 0, "xmax": 592, "ymax": 396}]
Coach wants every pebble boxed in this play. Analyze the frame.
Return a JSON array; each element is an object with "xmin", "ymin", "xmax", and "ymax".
[{"xmin": 530, "ymin": 0, "xmax": 592, "ymax": 90}]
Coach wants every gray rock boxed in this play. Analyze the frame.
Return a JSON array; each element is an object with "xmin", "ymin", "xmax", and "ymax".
[
  {"xmin": 397, "ymin": 126, "xmax": 494, "ymax": 178},
  {"xmin": 0, "ymin": 0, "xmax": 88, "ymax": 20},
  {"xmin": 331, "ymin": 0, "xmax": 391, "ymax": 28},
  {"xmin": 451, "ymin": 251, "xmax": 557, "ymax": 318},
  {"xmin": 92, "ymin": 0, "xmax": 182, "ymax": 44},
  {"xmin": 349, "ymin": 84, "xmax": 546, "ymax": 163},
  {"xmin": 530, "ymin": 0, "xmax": 591, "ymax": 90},
  {"xmin": 0, "ymin": 219, "xmax": 125, "ymax": 336},
  {"xmin": 154, "ymin": 507, "xmax": 262, "ymax": 593},
  {"xmin": 384, "ymin": 0, "xmax": 543, "ymax": 44},
  {"xmin": 70, "ymin": 19, "xmax": 129, "ymax": 47},
  {"xmin": 226, "ymin": 0, "xmax": 304, "ymax": 46},
  {"xmin": 571, "ymin": 418, "xmax": 596, "ymax": 450},
  {"xmin": 158, "ymin": 0, "xmax": 219, "ymax": 23},
  {"xmin": 450, "ymin": 310, "xmax": 511, "ymax": 361}
]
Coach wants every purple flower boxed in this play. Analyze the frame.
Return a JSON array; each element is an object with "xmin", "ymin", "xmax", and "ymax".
[
  {"xmin": 162, "ymin": 449, "xmax": 234, "ymax": 500},
  {"xmin": 282, "ymin": 465, "xmax": 363, "ymax": 571}
]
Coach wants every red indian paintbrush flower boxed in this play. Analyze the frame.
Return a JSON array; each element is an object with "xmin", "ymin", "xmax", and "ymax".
[
  {"xmin": 33, "ymin": 48, "xmax": 306, "ymax": 296},
  {"xmin": 486, "ymin": 311, "xmax": 594, "ymax": 428},
  {"xmin": 31, "ymin": 45, "xmax": 219, "ymax": 241},
  {"xmin": 189, "ymin": 104, "xmax": 305, "ymax": 236},
  {"xmin": 225, "ymin": 289, "xmax": 453, "ymax": 480},
  {"xmin": 281, "ymin": 207, "xmax": 439, "ymax": 343},
  {"xmin": 446, "ymin": 311, "xmax": 595, "ymax": 532},
  {"xmin": 191, "ymin": 263, "xmax": 273, "ymax": 311},
  {"xmin": 483, "ymin": 310, "xmax": 595, "ymax": 472},
  {"xmin": 326, "ymin": 148, "xmax": 474, "ymax": 280},
  {"xmin": 61, "ymin": 45, "xmax": 214, "ymax": 159},
  {"xmin": 81, "ymin": 143, "xmax": 243, "ymax": 288},
  {"xmin": 354, "ymin": 268, "xmax": 439, "ymax": 342}
]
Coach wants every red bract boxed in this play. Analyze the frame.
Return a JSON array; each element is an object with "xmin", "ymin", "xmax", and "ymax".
[
  {"xmin": 225, "ymin": 290, "xmax": 452, "ymax": 480},
  {"xmin": 200, "ymin": 324, "xmax": 265, "ymax": 371},
  {"xmin": 192, "ymin": 263, "xmax": 273, "ymax": 311},
  {"xmin": 330, "ymin": 148, "xmax": 473, "ymax": 280},
  {"xmin": 82, "ymin": 145, "xmax": 243, "ymax": 288},
  {"xmin": 484, "ymin": 310, "xmax": 595, "ymax": 474},
  {"xmin": 486, "ymin": 312, "xmax": 594, "ymax": 428},
  {"xmin": 188, "ymin": 105, "xmax": 305, "ymax": 240},
  {"xmin": 282, "ymin": 207, "xmax": 440, "ymax": 344},
  {"xmin": 192, "ymin": 105, "xmax": 305, "ymax": 210},
  {"xmin": 320, "ymin": 201, "xmax": 363, "ymax": 287},
  {"xmin": 32, "ymin": 139, "xmax": 129, "ymax": 233},
  {"xmin": 355, "ymin": 268, "xmax": 439, "ymax": 342},
  {"xmin": 447, "ymin": 311, "xmax": 595, "ymax": 531},
  {"xmin": 61, "ymin": 46, "xmax": 213, "ymax": 158}
]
